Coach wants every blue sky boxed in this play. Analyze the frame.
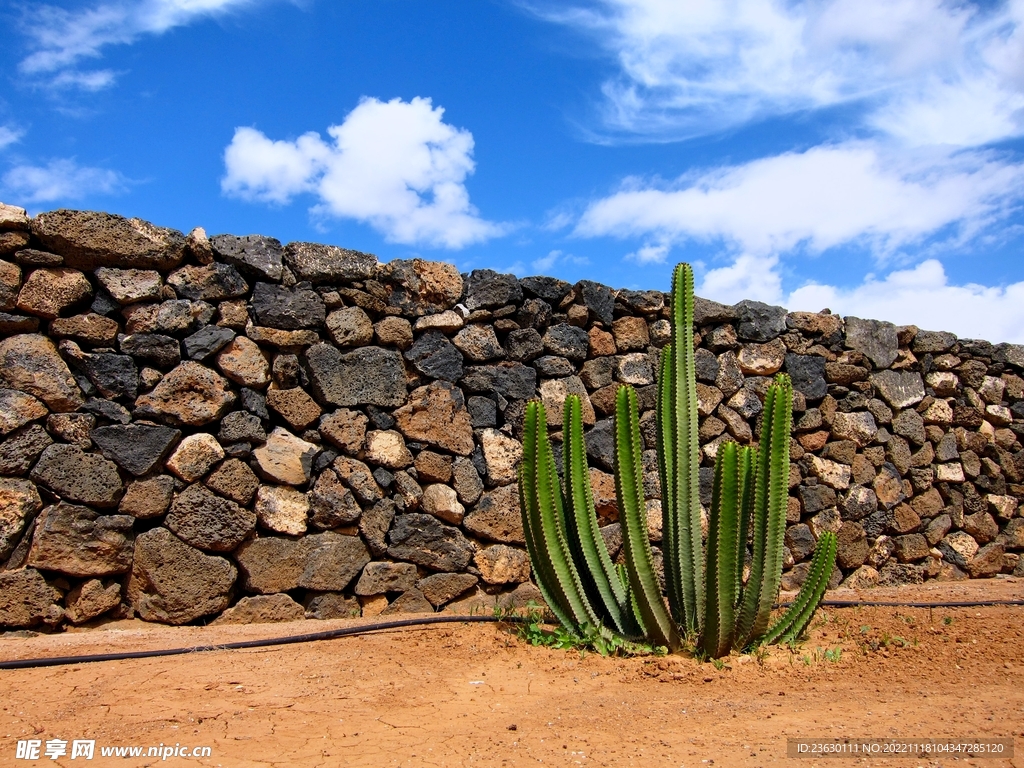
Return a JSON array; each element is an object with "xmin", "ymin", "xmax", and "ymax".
[{"xmin": 3, "ymin": 0, "xmax": 1024, "ymax": 342}]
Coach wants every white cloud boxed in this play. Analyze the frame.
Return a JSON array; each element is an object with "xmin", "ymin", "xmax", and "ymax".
[
  {"xmin": 576, "ymin": 142, "xmax": 1024, "ymax": 258},
  {"xmin": 787, "ymin": 260, "xmax": 1024, "ymax": 344},
  {"xmin": 0, "ymin": 126, "xmax": 24, "ymax": 151},
  {"xmin": 222, "ymin": 96, "xmax": 507, "ymax": 249},
  {"xmin": 1, "ymin": 159, "xmax": 128, "ymax": 203},
  {"xmin": 538, "ymin": 0, "xmax": 1024, "ymax": 146},
  {"xmin": 19, "ymin": 0, "xmax": 263, "ymax": 89}
]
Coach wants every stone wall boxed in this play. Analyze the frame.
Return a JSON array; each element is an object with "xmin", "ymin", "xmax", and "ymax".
[{"xmin": 1, "ymin": 202, "xmax": 1022, "ymax": 631}]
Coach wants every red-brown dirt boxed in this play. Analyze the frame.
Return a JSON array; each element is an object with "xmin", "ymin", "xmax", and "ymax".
[{"xmin": 2, "ymin": 578, "xmax": 1022, "ymax": 767}]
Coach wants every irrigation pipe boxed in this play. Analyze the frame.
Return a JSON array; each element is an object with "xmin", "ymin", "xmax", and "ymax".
[{"xmin": 2, "ymin": 599, "xmax": 1022, "ymax": 671}]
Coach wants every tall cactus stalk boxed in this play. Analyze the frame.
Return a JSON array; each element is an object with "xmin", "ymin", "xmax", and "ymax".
[{"xmin": 519, "ymin": 263, "xmax": 837, "ymax": 658}]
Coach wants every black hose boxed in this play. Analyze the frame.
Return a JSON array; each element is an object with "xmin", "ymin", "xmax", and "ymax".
[{"xmin": 2, "ymin": 599, "xmax": 1022, "ymax": 671}]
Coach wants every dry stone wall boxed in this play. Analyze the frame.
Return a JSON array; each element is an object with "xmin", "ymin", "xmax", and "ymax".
[{"xmin": 1, "ymin": 201, "xmax": 1023, "ymax": 631}]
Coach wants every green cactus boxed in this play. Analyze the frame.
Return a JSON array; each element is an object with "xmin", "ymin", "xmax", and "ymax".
[{"xmin": 519, "ymin": 263, "xmax": 837, "ymax": 657}]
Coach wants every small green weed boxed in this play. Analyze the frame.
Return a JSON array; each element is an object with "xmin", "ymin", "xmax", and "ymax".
[{"xmin": 513, "ymin": 609, "xmax": 666, "ymax": 658}]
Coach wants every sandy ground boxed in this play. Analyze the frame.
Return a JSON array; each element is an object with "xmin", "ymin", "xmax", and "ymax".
[{"xmin": 2, "ymin": 578, "xmax": 1023, "ymax": 768}]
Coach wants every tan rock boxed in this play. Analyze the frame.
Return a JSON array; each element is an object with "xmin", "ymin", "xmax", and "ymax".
[
  {"xmin": 266, "ymin": 386, "xmax": 322, "ymax": 430},
  {"xmin": 809, "ymin": 455, "xmax": 851, "ymax": 489},
  {"xmin": 588, "ymin": 326, "xmax": 616, "ymax": 356},
  {"xmin": 737, "ymin": 338, "xmax": 786, "ymax": 375},
  {"xmin": 474, "ymin": 544, "xmax": 531, "ymax": 584},
  {"xmin": 415, "ymin": 450, "xmax": 452, "ymax": 483},
  {"xmin": 0, "ymin": 259, "xmax": 21, "ymax": 310},
  {"xmin": 165, "ymin": 433, "xmax": 224, "ymax": 482},
  {"xmin": 611, "ymin": 316, "xmax": 649, "ymax": 351},
  {"xmin": 480, "ymin": 428, "xmax": 523, "ymax": 485},
  {"xmin": 49, "ymin": 313, "xmax": 120, "ymax": 346},
  {"xmin": 135, "ymin": 361, "xmax": 235, "ymax": 427},
  {"xmin": 373, "ymin": 316, "xmax": 414, "ymax": 348},
  {"xmin": 378, "ymin": 259, "xmax": 463, "ymax": 317},
  {"xmin": 118, "ymin": 475, "xmax": 175, "ymax": 519},
  {"xmin": 987, "ymin": 494, "xmax": 1018, "ymax": 520},
  {"xmin": 393, "ymin": 381, "xmax": 474, "ymax": 455},
  {"xmin": 0, "ymin": 478, "xmax": 42, "ymax": 560},
  {"xmin": 16, "ymin": 268, "xmax": 92, "ymax": 319},
  {"xmin": 365, "ymin": 429, "xmax": 413, "ymax": 469},
  {"xmin": 0, "ymin": 202, "xmax": 30, "ymax": 230},
  {"xmin": 245, "ymin": 326, "xmax": 320, "ymax": 348},
  {"xmin": 0, "ymin": 333, "xmax": 83, "ymax": 412},
  {"xmin": 539, "ymin": 376, "xmax": 595, "ymax": 427},
  {"xmin": 64, "ymin": 578, "xmax": 122, "ymax": 624},
  {"xmin": 94, "ymin": 268, "xmax": 163, "ymax": 304},
  {"xmin": 421, "ymin": 483, "xmax": 465, "ymax": 524},
  {"xmin": 318, "ymin": 408, "xmax": 367, "ymax": 454},
  {"xmin": 935, "ymin": 463, "xmax": 965, "ymax": 483},
  {"xmin": 211, "ymin": 594, "xmax": 305, "ymax": 625},
  {"xmin": 414, "ymin": 310, "xmax": 464, "ymax": 332},
  {"xmin": 326, "ymin": 306, "xmax": 373, "ymax": 347},
  {"xmin": 252, "ymin": 427, "xmax": 320, "ymax": 486},
  {"xmin": 217, "ymin": 336, "xmax": 270, "ymax": 388},
  {"xmin": 0, "ymin": 389, "xmax": 47, "ymax": 435},
  {"xmin": 255, "ymin": 485, "xmax": 309, "ymax": 535}
]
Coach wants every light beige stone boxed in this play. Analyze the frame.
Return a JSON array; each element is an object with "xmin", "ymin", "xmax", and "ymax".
[
  {"xmin": 255, "ymin": 485, "xmax": 309, "ymax": 535},
  {"xmin": 737, "ymin": 338, "xmax": 786, "ymax": 375},
  {"xmin": 935, "ymin": 463, "xmax": 965, "ymax": 483},
  {"xmin": 0, "ymin": 389, "xmax": 47, "ymax": 435},
  {"xmin": 364, "ymin": 429, "xmax": 413, "ymax": 469},
  {"xmin": 474, "ymin": 544, "xmax": 531, "ymax": 585},
  {"xmin": 165, "ymin": 433, "xmax": 224, "ymax": 482},
  {"xmin": 538, "ymin": 376, "xmax": 595, "ymax": 427},
  {"xmin": 414, "ymin": 310, "xmax": 464, "ymax": 332},
  {"xmin": 252, "ymin": 427, "xmax": 319, "ymax": 486},
  {"xmin": 480, "ymin": 428, "xmax": 522, "ymax": 485},
  {"xmin": 809, "ymin": 455, "xmax": 851, "ymax": 490},
  {"xmin": 421, "ymin": 483, "xmax": 466, "ymax": 524},
  {"xmin": 16, "ymin": 268, "xmax": 92, "ymax": 319},
  {"xmin": 216, "ymin": 336, "xmax": 270, "ymax": 388},
  {"xmin": 94, "ymin": 268, "xmax": 163, "ymax": 304}
]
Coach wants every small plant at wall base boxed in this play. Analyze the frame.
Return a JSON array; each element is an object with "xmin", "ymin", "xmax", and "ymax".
[{"xmin": 519, "ymin": 263, "xmax": 838, "ymax": 659}]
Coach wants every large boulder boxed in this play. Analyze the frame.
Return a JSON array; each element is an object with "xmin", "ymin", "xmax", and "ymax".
[
  {"xmin": 27, "ymin": 503, "xmax": 135, "ymax": 576},
  {"xmin": 845, "ymin": 317, "xmax": 899, "ymax": 369},
  {"xmin": 0, "ymin": 334, "xmax": 83, "ymax": 412},
  {"xmin": 234, "ymin": 531, "xmax": 370, "ymax": 593},
  {"xmin": 305, "ymin": 344, "xmax": 407, "ymax": 407},
  {"xmin": 135, "ymin": 361, "xmax": 236, "ymax": 426},
  {"xmin": 284, "ymin": 242, "xmax": 377, "ymax": 283},
  {"xmin": 127, "ymin": 528, "xmax": 237, "ymax": 624},
  {"xmin": 209, "ymin": 234, "xmax": 284, "ymax": 281},
  {"xmin": 31, "ymin": 209, "xmax": 186, "ymax": 271},
  {"xmin": 30, "ymin": 444, "xmax": 123, "ymax": 507},
  {"xmin": 377, "ymin": 259, "xmax": 463, "ymax": 317}
]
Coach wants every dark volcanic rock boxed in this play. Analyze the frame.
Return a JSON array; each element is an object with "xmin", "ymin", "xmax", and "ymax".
[
  {"xmin": 543, "ymin": 324, "xmax": 589, "ymax": 361},
  {"xmin": 27, "ymin": 503, "xmax": 135, "ymax": 576},
  {"xmin": 209, "ymin": 234, "xmax": 284, "ymax": 281},
  {"xmin": 305, "ymin": 344, "xmax": 407, "ymax": 407},
  {"xmin": 521, "ymin": 276, "xmax": 571, "ymax": 304},
  {"xmin": 65, "ymin": 349, "xmax": 138, "ymax": 400},
  {"xmin": 464, "ymin": 269, "xmax": 523, "ymax": 310},
  {"xmin": 576, "ymin": 280, "xmax": 615, "ymax": 325},
  {"xmin": 127, "ymin": 528, "xmax": 237, "ymax": 625},
  {"xmin": 461, "ymin": 363, "xmax": 537, "ymax": 400},
  {"xmin": 250, "ymin": 282, "xmax": 326, "ymax": 330},
  {"xmin": 387, "ymin": 513, "xmax": 474, "ymax": 572},
  {"xmin": 91, "ymin": 423, "xmax": 181, "ymax": 476},
  {"xmin": 165, "ymin": 484, "xmax": 256, "ymax": 552},
  {"xmin": 405, "ymin": 331, "xmax": 464, "ymax": 381},
  {"xmin": 845, "ymin": 317, "xmax": 899, "ymax": 369},
  {"xmin": 785, "ymin": 353, "xmax": 828, "ymax": 401},
  {"xmin": 735, "ymin": 300, "xmax": 787, "ymax": 342},
  {"xmin": 167, "ymin": 263, "xmax": 249, "ymax": 301},
  {"xmin": 0, "ymin": 424, "xmax": 52, "ymax": 476},
  {"xmin": 119, "ymin": 333, "xmax": 181, "ymax": 369},
  {"xmin": 31, "ymin": 209, "xmax": 185, "ymax": 271},
  {"xmin": 183, "ymin": 326, "xmax": 235, "ymax": 361},
  {"xmin": 30, "ymin": 444, "xmax": 123, "ymax": 507}
]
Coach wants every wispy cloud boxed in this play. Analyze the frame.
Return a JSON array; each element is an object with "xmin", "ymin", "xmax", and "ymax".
[
  {"xmin": 18, "ymin": 0, "xmax": 265, "ymax": 90},
  {"xmin": 222, "ymin": 96, "xmax": 509, "ymax": 249},
  {"xmin": 0, "ymin": 126, "xmax": 24, "ymax": 151},
  {"xmin": 1, "ymin": 158, "xmax": 128, "ymax": 203},
  {"xmin": 535, "ymin": 0, "xmax": 1024, "ymax": 146}
]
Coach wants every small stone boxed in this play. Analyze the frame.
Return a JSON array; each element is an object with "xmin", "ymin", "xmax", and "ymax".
[
  {"xmin": 212, "ymin": 593, "xmax": 305, "ymax": 625},
  {"xmin": 0, "ymin": 568, "xmax": 61, "ymax": 628},
  {"xmin": 119, "ymin": 333, "xmax": 181, "ymax": 369},
  {"xmin": 464, "ymin": 269, "xmax": 523, "ymax": 310},
  {"xmin": 460, "ymin": 363, "xmax": 537, "ymax": 400},
  {"xmin": 355, "ymin": 562, "xmax": 419, "ymax": 595},
  {"xmin": 16, "ymin": 268, "xmax": 92, "ymax": 319},
  {"xmin": 50, "ymin": 313, "xmax": 120, "ymax": 347},
  {"xmin": 0, "ymin": 389, "xmax": 47, "ymax": 436},
  {"xmin": 365, "ymin": 429, "xmax": 413, "ymax": 469},
  {"xmin": 475, "ymin": 544, "xmax": 531, "ymax": 584},
  {"xmin": 218, "ymin": 410, "xmax": 267, "ymax": 444},
  {"xmin": 284, "ymin": 241, "xmax": 376, "ymax": 283},
  {"xmin": 64, "ymin": 579, "xmax": 122, "ymax": 624},
  {"xmin": 838, "ymin": 486, "xmax": 878, "ymax": 521},
  {"xmin": 835, "ymin": 521, "xmax": 869, "ymax": 569},
  {"xmin": 414, "ymin": 310, "xmax": 465, "ymax": 333},
  {"xmin": 127, "ymin": 528, "xmax": 236, "ymax": 624},
  {"xmin": 809, "ymin": 455, "xmax": 851, "ymax": 490},
  {"xmin": 415, "ymin": 450, "xmax": 453, "ymax": 483},
  {"xmin": 167, "ymin": 263, "xmax": 248, "ymax": 301},
  {"xmin": 183, "ymin": 325, "xmax": 235, "ymax": 361},
  {"xmin": 31, "ymin": 443, "xmax": 123, "ymax": 507},
  {"xmin": 480, "ymin": 429, "xmax": 523, "ymax": 486},
  {"xmin": 616, "ymin": 352, "xmax": 655, "ymax": 385},
  {"xmin": 303, "ymin": 592, "xmax": 360, "ymax": 619},
  {"xmin": 166, "ymin": 433, "xmax": 224, "ymax": 482},
  {"xmin": 938, "ymin": 530, "xmax": 979, "ymax": 568},
  {"xmin": 373, "ymin": 316, "xmax": 414, "ymax": 349},
  {"xmin": 135, "ymin": 361, "xmax": 235, "ymax": 427},
  {"xmin": 245, "ymin": 326, "xmax": 320, "ymax": 347},
  {"xmin": 421, "ymin": 483, "xmax": 465, "ymax": 524},
  {"xmin": 452, "ymin": 456, "xmax": 484, "ymax": 505},
  {"xmin": 963, "ymin": 511, "xmax": 999, "ymax": 544},
  {"xmin": 870, "ymin": 370, "xmax": 925, "ymax": 409},
  {"xmin": 381, "ymin": 588, "xmax": 435, "ymax": 615},
  {"xmin": 0, "ymin": 333, "xmax": 84, "ymax": 412},
  {"xmin": 217, "ymin": 336, "xmax": 270, "ymax": 388},
  {"xmin": 378, "ymin": 259, "xmax": 463, "ymax": 317},
  {"xmin": 332, "ymin": 456, "xmax": 383, "ymax": 505},
  {"xmin": 0, "ymin": 478, "xmax": 42, "ymax": 561},
  {"xmin": 0, "ymin": 424, "xmax": 52, "ymax": 476},
  {"xmin": 318, "ymin": 409, "xmax": 368, "ymax": 454},
  {"xmin": 255, "ymin": 485, "xmax": 309, "ymax": 535},
  {"xmin": 988, "ymin": 494, "xmax": 1018, "ymax": 519},
  {"xmin": 252, "ymin": 427, "xmax": 320, "ymax": 486},
  {"xmin": 405, "ymin": 331, "xmax": 464, "ymax": 381},
  {"xmin": 888, "ymin": 503, "xmax": 921, "ymax": 534},
  {"xmin": 387, "ymin": 513, "xmax": 474, "ymax": 572},
  {"xmin": 845, "ymin": 317, "xmax": 899, "ymax": 368},
  {"xmin": 873, "ymin": 463, "xmax": 905, "ymax": 509},
  {"xmin": 831, "ymin": 411, "xmax": 877, "ymax": 446},
  {"xmin": 394, "ymin": 381, "xmax": 474, "ymax": 455},
  {"xmin": 308, "ymin": 468, "xmax": 363, "ymax": 529},
  {"xmin": 119, "ymin": 475, "xmax": 175, "ymax": 518},
  {"xmin": 165, "ymin": 482, "xmax": 256, "ymax": 552},
  {"xmin": 738, "ymin": 338, "xmax": 786, "ymax": 375},
  {"xmin": 451, "ymin": 324, "xmax": 503, "ymax": 362},
  {"xmin": 417, "ymin": 572, "xmax": 479, "ymax": 607},
  {"xmin": 935, "ymin": 463, "xmax": 966, "ymax": 483},
  {"xmin": 463, "ymin": 484, "xmax": 524, "ymax": 544},
  {"xmin": 27, "ymin": 502, "xmax": 134, "ymax": 576},
  {"xmin": 539, "ymin": 376, "xmax": 595, "ymax": 427},
  {"xmin": 543, "ymin": 324, "xmax": 589, "ymax": 361},
  {"xmin": 326, "ymin": 306, "xmax": 373, "ymax": 347},
  {"xmin": 305, "ymin": 344, "xmax": 407, "ymax": 407},
  {"xmin": 267, "ymin": 387, "xmax": 323, "ymax": 431},
  {"xmin": 94, "ymin": 268, "xmax": 162, "ymax": 305}
]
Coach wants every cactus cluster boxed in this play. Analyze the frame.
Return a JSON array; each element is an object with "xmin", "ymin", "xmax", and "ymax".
[{"xmin": 519, "ymin": 263, "xmax": 837, "ymax": 657}]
